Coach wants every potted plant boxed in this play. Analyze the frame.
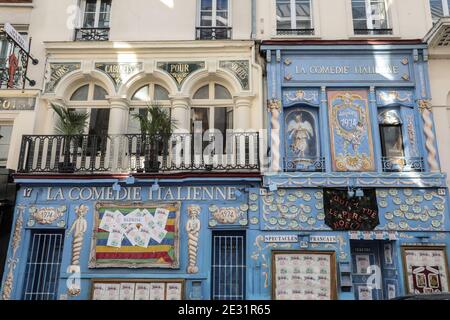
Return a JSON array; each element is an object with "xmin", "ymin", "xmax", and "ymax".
[
  {"xmin": 51, "ymin": 103, "xmax": 89, "ymax": 173},
  {"xmin": 132, "ymin": 104, "xmax": 177, "ymax": 173}
]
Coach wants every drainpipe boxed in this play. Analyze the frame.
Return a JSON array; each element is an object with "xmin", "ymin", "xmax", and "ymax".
[{"xmin": 251, "ymin": 0, "xmax": 256, "ymax": 39}]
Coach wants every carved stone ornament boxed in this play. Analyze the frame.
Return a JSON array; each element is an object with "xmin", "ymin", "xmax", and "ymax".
[
  {"xmin": 268, "ymin": 99, "xmax": 281, "ymax": 111},
  {"xmin": 29, "ymin": 206, "xmax": 67, "ymax": 225},
  {"xmin": 212, "ymin": 207, "xmax": 240, "ymax": 224},
  {"xmin": 186, "ymin": 205, "xmax": 201, "ymax": 274}
]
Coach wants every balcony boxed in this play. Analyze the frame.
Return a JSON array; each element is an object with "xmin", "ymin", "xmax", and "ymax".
[
  {"xmin": 196, "ymin": 27, "xmax": 232, "ymax": 40},
  {"xmin": 381, "ymin": 157, "xmax": 424, "ymax": 173},
  {"xmin": 284, "ymin": 157, "xmax": 326, "ymax": 173},
  {"xmin": 17, "ymin": 132, "xmax": 260, "ymax": 174},
  {"xmin": 74, "ymin": 28, "xmax": 110, "ymax": 41},
  {"xmin": 354, "ymin": 28, "xmax": 393, "ymax": 36},
  {"xmin": 276, "ymin": 29, "xmax": 315, "ymax": 36}
]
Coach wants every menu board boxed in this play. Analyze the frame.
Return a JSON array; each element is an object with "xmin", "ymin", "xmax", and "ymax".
[
  {"xmin": 402, "ymin": 246, "xmax": 449, "ymax": 294},
  {"xmin": 92, "ymin": 280, "xmax": 184, "ymax": 300},
  {"xmin": 272, "ymin": 251, "xmax": 337, "ymax": 300}
]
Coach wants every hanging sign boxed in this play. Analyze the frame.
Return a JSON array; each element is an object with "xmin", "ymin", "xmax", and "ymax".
[
  {"xmin": 323, "ymin": 189, "xmax": 379, "ymax": 231},
  {"xmin": 4, "ymin": 23, "xmax": 29, "ymax": 53}
]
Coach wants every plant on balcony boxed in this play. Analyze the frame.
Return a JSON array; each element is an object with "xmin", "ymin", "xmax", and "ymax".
[
  {"xmin": 51, "ymin": 103, "xmax": 89, "ymax": 173},
  {"xmin": 132, "ymin": 103, "xmax": 177, "ymax": 172}
]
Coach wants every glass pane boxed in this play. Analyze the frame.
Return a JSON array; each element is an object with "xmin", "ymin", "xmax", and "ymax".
[
  {"xmin": 0, "ymin": 125, "xmax": 13, "ymax": 167},
  {"xmin": 98, "ymin": 12, "xmax": 110, "ymax": 28},
  {"xmin": 201, "ymin": 0, "xmax": 213, "ymax": 10},
  {"xmin": 193, "ymin": 85, "xmax": 210, "ymax": 99},
  {"xmin": 154, "ymin": 85, "xmax": 170, "ymax": 101},
  {"xmin": 83, "ymin": 12, "xmax": 96, "ymax": 28},
  {"xmin": 100, "ymin": 0, "xmax": 112, "ymax": 12},
  {"xmin": 93, "ymin": 85, "xmax": 108, "ymax": 100},
  {"xmin": 295, "ymin": 1, "xmax": 311, "ymax": 19},
  {"xmin": 70, "ymin": 85, "xmax": 89, "ymax": 101},
  {"xmin": 226, "ymin": 107, "xmax": 233, "ymax": 130},
  {"xmin": 214, "ymin": 84, "xmax": 232, "ymax": 99},
  {"xmin": 128, "ymin": 108, "xmax": 148, "ymax": 134},
  {"xmin": 352, "ymin": 4, "xmax": 367, "ymax": 19},
  {"xmin": 132, "ymin": 85, "xmax": 150, "ymax": 101},
  {"xmin": 371, "ymin": 1, "xmax": 388, "ymax": 28},
  {"xmin": 430, "ymin": 0, "xmax": 445, "ymax": 19},
  {"xmin": 201, "ymin": 11, "xmax": 213, "ymax": 26},
  {"xmin": 381, "ymin": 126, "xmax": 404, "ymax": 158},
  {"xmin": 216, "ymin": 11, "xmax": 228, "ymax": 27},
  {"xmin": 353, "ymin": 19, "xmax": 368, "ymax": 30},
  {"xmin": 191, "ymin": 108, "xmax": 210, "ymax": 134},
  {"xmin": 217, "ymin": 0, "xmax": 228, "ymax": 11}
]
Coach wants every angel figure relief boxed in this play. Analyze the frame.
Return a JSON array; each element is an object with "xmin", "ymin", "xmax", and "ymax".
[{"xmin": 288, "ymin": 113, "xmax": 315, "ymax": 158}]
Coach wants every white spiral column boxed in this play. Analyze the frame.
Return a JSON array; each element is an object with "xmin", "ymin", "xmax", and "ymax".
[
  {"xmin": 419, "ymin": 100, "xmax": 440, "ymax": 172},
  {"xmin": 268, "ymin": 100, "xmax": 281, "ymax": 172}
]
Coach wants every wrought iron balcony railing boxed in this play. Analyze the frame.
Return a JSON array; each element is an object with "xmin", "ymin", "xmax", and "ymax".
[
  {"xmin": 284, "ymin": 157, "xmax": 326, "ymax": 173},
  {"xmin": 354, "ymin": 28, "xmax": 393, "ymax": 35},
  {"xmin": 276, "ymin": 28, "xmax": 315, "ymax": 36},
  {"xmin": 74, "ymin": 28, "xmax": 110, "ymax": 41},
  {"xmin": 381, "ymin": 157, "xmax": 424, "ymax": 173},
  {"xmin": 196, "ymin": 27, "xmax": 232, "ymax": 40},
  {"xmin": 17, "ymin": 133, "xmax": 260, "ymax": 174}
]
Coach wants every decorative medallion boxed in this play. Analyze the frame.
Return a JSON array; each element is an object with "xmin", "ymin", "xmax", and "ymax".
[
  {"xmin": 29, "ymin": 206, "xmax": 67, "ymax": 225},
  {"xmin": 95, "ymin": 62, "xmax": 142, "ymax": 88},
  {"xmin": 45, "ymin": 63, "xmax": 81, "ymax": 93},
  {"xmin": 219, "ymin": 60, "xmax": 250, "ymax": 90},
  {"xmin": 157, "ymin": 61, "xmax": 205, "ymax": 90},
  {"xmin": 212, "ymin": 207, "xmax": 240, "ymax": 224}
]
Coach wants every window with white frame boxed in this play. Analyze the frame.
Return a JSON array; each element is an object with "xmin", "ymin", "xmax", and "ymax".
[
  {"xmin": 197, "ymin": 0, "xmax": 231, "ymax": 40},
  {"xmin": 81, "ymin": 0, "xmax": 112, "ymax": 28},
  {"xmin": 0, "ymin": 124, "xmax": 13, "ymax": 168},
  {"xmin": 276, "ymin": 0, "xmax": 314, "ymax": 35},
  {"xmin": 352, "ymin": 0, "xmax": 392, "ymax": 35},
  {"xmin": 430, "ymin": 0, "xmax": 450, "ymax": 23}
]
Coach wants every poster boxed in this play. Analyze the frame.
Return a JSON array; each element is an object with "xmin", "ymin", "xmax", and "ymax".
[
  {"xmin": 358, "ymin": 286, "xmax": 373, "ymax": 300},
  {"xmin": 323, "ymin": 189, "xmax": 379, "ymax": 231},
  {"xmin": 328, "ymin": 90, "xmax": 375, "ymax": 172},
  {"xmin": 272, "ymin": 251, "xmax": 337, "ymax": 300},
  {"xmin": 402, "ymin": 246, "xmax": 449, "ymax": 294},
  {"xmin": 384, "ymin": 243, "xmax": 393, "ymax": 265},
  {"xmin": 387, "ymin": 284, "xmax": 396, "ymax": 300},
  {"xmin": 89, "ymin": 202, "xmax": 180, "ymax": 269},
  {"xmin": 91, "ymin": 280, "xmax": 184, "ymax": 300},
  {"xmin": 355, "ymin": 255, "xmax": 371, "ymax": 274}
]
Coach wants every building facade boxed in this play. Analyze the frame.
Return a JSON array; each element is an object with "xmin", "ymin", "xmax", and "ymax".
[{"xmin": 1, "ymin": 0, "xmax": 450, "ymax": 301}]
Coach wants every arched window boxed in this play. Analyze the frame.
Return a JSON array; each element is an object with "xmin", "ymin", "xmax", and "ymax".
[
  {"xmin": 191, "ymin": 83, "xmax": 234, "ymax": 138},
  {"xmin": 128, "ymin": 83, "xmax": 171, "ymax": 134},
  {"xmin": 67, "ymin": 83, "xmax": 110, "ymax": 137}
]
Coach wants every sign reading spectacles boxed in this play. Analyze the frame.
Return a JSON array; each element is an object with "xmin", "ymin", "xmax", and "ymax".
[{"xmin": 323, "ymin": 189, "xmax": 379, "ymax": 231}]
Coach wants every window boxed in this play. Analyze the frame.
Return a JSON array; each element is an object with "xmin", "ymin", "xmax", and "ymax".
[
  {"xmin": 197, "ymin": 0, "xmax": 231, "ymax": 40},
  {"xmin": 0, "ymin": 124, "xmax": 13, "ymax": 168},
  {"xmin": 22, "ymin": 230, "xmax": 65, "ymax": 300},
  {"xmin": 128, "ymin": 84, "xmax": 170, "ymax": 134},
  {"xmin": 276, "ymin": 0, "xmax": 314, "ymax": 35},
  {"xmin": 430, "ymin": 0, "xmax": 450, "ymax": 23},
  {"xmin": 352, "ymin": 0, "xmax": 392, "ymax": 35},
  {"xmin": 378, "ymin": 109, "xmax": 406, "ymax": 171},
  {"xmin": 68, "ymin": 83, "xmax": 110, "ymax": 152},
  {"xmin": 76, "ymin": 0, "xmax": 111, "ymax": 41},
  {"xmin": 211, "ymin": 231, "xmax": 246, "ymax": 300}
]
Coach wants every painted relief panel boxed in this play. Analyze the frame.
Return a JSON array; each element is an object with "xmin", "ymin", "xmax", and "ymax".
[
  {"xmin": 285, "ymin": 108, "xmax": 320, "ymax": 170},
  {"xmin": 328, "ymin": 90, "xmax": 375, "ymax": 172},
  {"xmin": 89, "ymin": 202, "xmax": 180, "ymax": 269},
  {"xmin": 402, "ymin": 247, "xmax": 449, "ymax": 294}
]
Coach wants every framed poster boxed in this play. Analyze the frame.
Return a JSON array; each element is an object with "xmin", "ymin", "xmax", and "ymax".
[
  {"xmin": 271, "ymin": 250, "xmax": 337, "ymax": 300},
  {"xmin": 89, "ymin": 202, "xmax": 180, "ymax": 269},
  {"xmin": 401, "ymin": 246, "xmax": 450, "ymax": 294},
  {"xmin": 91, "ymin": 279, "xmax": 185, "ymax": 300},
  {"xmin": 355, "ymin": 255, "xmax": 371, "ymax": 274},
  {"xmin": 328, "ymin": 90, "xmax": 375, "ymax": 172}
]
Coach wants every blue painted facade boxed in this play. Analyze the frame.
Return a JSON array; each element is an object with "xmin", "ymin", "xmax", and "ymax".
[{"xmin": 258, "ymin": 42, "xmax": 450, "ymax": 300}]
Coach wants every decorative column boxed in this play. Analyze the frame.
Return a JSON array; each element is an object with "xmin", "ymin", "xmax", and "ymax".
[
  {"xmin": 170, "ymin": 96, "xmax": 190, "ymax": 131},
  {"xmin": 107, "ymin": 97, "xmax": 129, "ymax": 171},
  {"xmin": 186, "ymin": 205, "xmax": 201, "ymax": 274},
  {"xmin": 234, "ymin": 96, "xmax": 253, "ymax": 130},
  {"xmin": 419, "ymin": 100, "xmax": 440, "ymax": 172},
  {"xmin": 268, "ymin": 99, "xmax": 282, "ymax": 172}
]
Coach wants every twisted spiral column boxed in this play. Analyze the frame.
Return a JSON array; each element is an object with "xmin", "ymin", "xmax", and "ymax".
[
  {"xmin": 420, "ymin": 100, "xmax": 440, "ymax": 172},
  {"xmin": 269, "ymin": 100, "xmax": 281, "ymax": 172}
]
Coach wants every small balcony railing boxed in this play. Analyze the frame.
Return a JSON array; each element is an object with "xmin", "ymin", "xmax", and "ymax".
[
  {"xmin": 381, "ymin": 157, "xmax": 424, "ymax": 173},
  {"xmin": 276, "ymin": 28, "xmax": 315, "ymax": 36},
  {"xmin": 17, "ymin": 132, "xmax": 260, "ymax": 174},
  {"xmin": 196, "ymin": 27, "xmax": 232, "ymax": 40},
  {"xmin": 74, "ymin": 28, "xmax": 110, "ymax": 41},
  {"xmin": 284, "ymin": 157, "xmax": 326, "ymax": 173},
  {"xmin": 354, "ymin": 28, "xmax": 393, "ymax": 36}
]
